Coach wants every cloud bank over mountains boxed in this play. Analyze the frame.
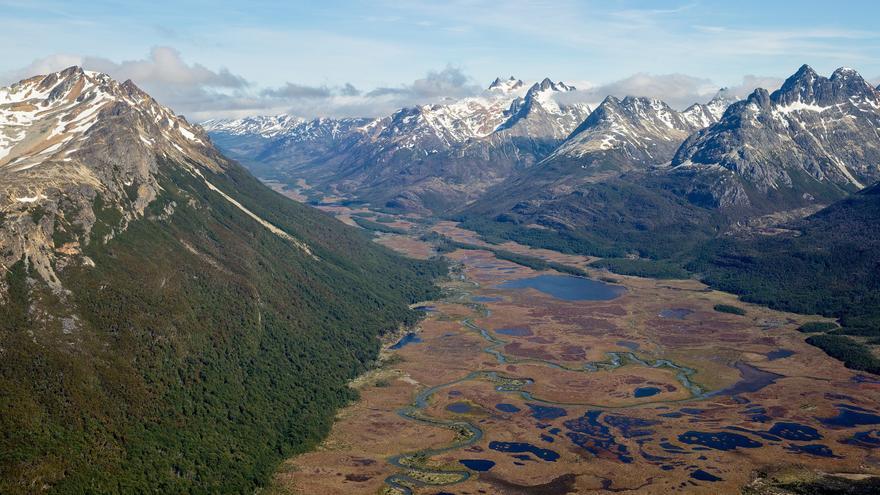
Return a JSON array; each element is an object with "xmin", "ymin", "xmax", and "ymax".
[{"xmin": 2, "ymin": 47, "xmax": 790, "ymax": 121}]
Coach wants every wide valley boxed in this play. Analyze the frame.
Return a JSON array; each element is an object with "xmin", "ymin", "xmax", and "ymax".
[{"xmin": 267, "ymin": 191, "xmax": 880, "ymax": 495}]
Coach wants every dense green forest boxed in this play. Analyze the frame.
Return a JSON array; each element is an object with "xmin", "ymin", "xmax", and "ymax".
[
  {"xmin": 0, "ymin": 161, "xmax": 444, "ymax": 494},
  {"xmin": 457, "ymin": 183, "xmax": 880, "ymax": 374}
]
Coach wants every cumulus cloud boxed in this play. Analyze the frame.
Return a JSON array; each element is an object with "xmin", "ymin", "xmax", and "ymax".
[
  {"xmin": 261, "ymin": 83, "xmax": 333, "ymax": 99},
  {"xmin": 2, "ymin": 51, "xmax": 483, "ymax": 120},
  {"xmin": 366, "ymin": 66, "xmax": 479, "ymax": 98},
  {"xmin": 2, "ymin": 47, "xmax": 252, "ymax": 120}
]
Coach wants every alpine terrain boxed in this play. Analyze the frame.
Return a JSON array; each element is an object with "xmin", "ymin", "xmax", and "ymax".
[
  {"xmin": 0, "ymin": 67, "xmax": 444, "ymax": 494},
  {"xmin": 205, "ymin": 77, "xmax": 592, "ymax": 211}
]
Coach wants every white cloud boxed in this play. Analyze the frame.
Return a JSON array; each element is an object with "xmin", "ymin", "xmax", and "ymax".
[
  {"xmin": 2, "ymin": 47, "xmax": 250, "ymax": 120},
  {"xmin": 1, "ymin": 50, "xmax": 484, "ymax": 120},
  {"xmin": 553, "ymin": 73, "xmax": 786, "ymax": 110},
  {"xmin": 365, "ymin": 66, "xmax": 479, "ymax": 98},
  {"xmin": 0, "ymin": 46, "xmax": 862, "ymax": 122}
]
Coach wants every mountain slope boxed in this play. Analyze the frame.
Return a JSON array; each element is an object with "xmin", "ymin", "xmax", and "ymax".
[
  {"xmin": 680, "ymin": 89, "xmax": 737, "ymax": 128},
  {"xmin": 533, "ymin": 95, "xmax": 710, "ymax": 180},
  {"xmin": 0, "ymin": 68, "xmax": 443, "ymax": 494},
  {"xmin": 672, "ymin": 65, "xmax": 880, "ymax": 210},
  {"xmin": 459, "ymin": 93, "xmax": 732, "ymax": 243}
]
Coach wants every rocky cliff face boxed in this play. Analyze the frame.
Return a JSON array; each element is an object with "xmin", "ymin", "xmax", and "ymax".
[
  {"xmin": 536, "ymin": 95, "xmax": 708, "ymax": 179},
  {"xmin": 0, "ymin": 66, "xmax": 231, "ymax": 288},
  {"xmin": 672, "ymin": 65, "xmax": 880, "ymax": 209}
]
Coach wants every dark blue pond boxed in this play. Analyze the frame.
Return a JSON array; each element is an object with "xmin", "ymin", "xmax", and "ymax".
[
  {"xmin": 766, "ymin": 349, "xmax": 795, "ymax": 361},
  {"xmin": 786, "ymin": 444, "xmax": 838, "ymax": 458},
  {"xmin": 495, "ymin": 327, "xmax": 532, "ymax": 336},
  {"xmin": 495, "ymin": 403, "xmax": 521, "ymax": 413},
  {"xmin": 634, "ymin": 387, "xmax": 661, "ymax": 398},
  {"xmin": 691, "ymin": 469, "xmax": 722, "ymax": 482},
  {"xmin": 743, "ymin": 405, "xmax": 772, "ymax": 423},
  {"xmin": 527, "ymin": 403, "xmax": 568, "ymax": 420},
  {"xmin": 458, "ymin": 459, "xmax": 495, "ymax": 471},
  {"xmin": 489, "ymin": 441, "xmax": 559, "ymax": 461},
  {"xmin": 495, "ymin": 275, "xmax": 624, "ymax": 301},
  {"xmin": 842, "ymin": 429, "xmax": 880, "ymax": 448},
  {"xmin": 564, "ymin": 411, "xmax": 633, "ymax": 463},
  {"xmin": 818, "ymin": 404, "xmax": 880, "ymax": 428},
  {"xmin": 768, "ymin": 422, "xmax": 822, "ymax": 441},
  {"xmin": 446, "ymin": 402, "xmax": 473, "ymax": 414},
  {"xmin": 604, "ymin": 414, "xmax": 659, "ymax": 438},
  {"xmin": 390, "ymin": 332, "xmax": 422, "ymax": 349},
  {"xmin": 678, "ymin": 431, "xmax": 763, "ymax": 451}
]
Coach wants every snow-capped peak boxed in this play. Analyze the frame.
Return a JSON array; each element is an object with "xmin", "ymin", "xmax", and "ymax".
[
  {"xmin": 201, "ymin": 114, "xmax": 306, "ymax": 138},
  {"xmin": 488, "ymin": 76, "xmax": 525, "ymax": 94},
  {"xmin": 1, "ymin": 66, "xmax": 210, "ymax": 172}
]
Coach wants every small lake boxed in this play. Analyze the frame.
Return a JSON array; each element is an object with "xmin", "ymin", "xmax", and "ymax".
[
  {"xmin": 458, "ymin": 459, "xmax": 495, "ymax": 471},
  {"xmin": 495, "ymin": 275, "xmax": 624, "ymax": 301},
  {"xmin": 446, "ymin": 402, "xmax": 473, "ymax": 414},
  {"xmin": 390, "ymin": 333, "xmax": 422, "ymax": 350},
  {"xmin": 766, "ymin": 349, "xmax": 794, "ymax": 361},
  {"xmin": 495, "ymin": 403, "xmax": 521, "ymax": 413},
  {"xmin": 633, "ymin": 387, "xmax": 661, "ymax": 398},
  {"xmin": 489, "ymin": 441, "xmax": 560, "ymax": 461}
]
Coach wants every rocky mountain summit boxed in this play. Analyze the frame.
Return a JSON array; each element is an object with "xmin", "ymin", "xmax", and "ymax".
[
  {"xmin": 536, "ymin": 94, "xmax": 711, "ymax": 179},
  {"xmin": 0, "ymin": 66, "xmax": 232, "ymax": 287},
  {"xmin": 672, "ymin": 65, "xmax": 880, "ymax": 209}
]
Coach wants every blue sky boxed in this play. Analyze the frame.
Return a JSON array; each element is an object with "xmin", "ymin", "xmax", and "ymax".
[{"xmin": 2, "ymin": 0, "xmax": 879, "ymax": 120}]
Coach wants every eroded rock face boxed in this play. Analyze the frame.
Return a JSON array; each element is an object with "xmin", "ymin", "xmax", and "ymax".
[
  {"xmin": 535, "ymin": 94, "xmax": 714, "ymax": 179},
  {"xmin": 0, "ymin": 66, "xmax": 229, "ymax": 290},
  {"xmin": 673, "ymin": 65, "xmax": 880, "ymax": 209}
]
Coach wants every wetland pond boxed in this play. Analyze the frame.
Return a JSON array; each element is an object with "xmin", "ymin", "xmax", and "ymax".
[
  {"xmin": 390, "ymin": 332, "xmax": 422, "ymax": 350},
  {"xmin": 495, "ymin": 274, "xmax": 625, "ymax": 301}
]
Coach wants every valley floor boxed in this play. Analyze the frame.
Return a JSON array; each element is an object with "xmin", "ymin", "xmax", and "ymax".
[{"xmin": 266, "ymin": 197, "xmax": 880, "ymax": 495}]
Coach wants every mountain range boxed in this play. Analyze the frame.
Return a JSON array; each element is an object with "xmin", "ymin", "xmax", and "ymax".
[
  {"xmin": 205, "ymin": 65, "xmax": 880, "ymax": 377},
  {"xmin": 0, "ymin": 67, "xmax": 442, "ymax": 493},
  {"xmin": 208, "ymin": 66, "xmax": 880, "ymax": 223},
  {"xmin": 204, "ymin": 77, "xmax": 592, "ymax": 210}
]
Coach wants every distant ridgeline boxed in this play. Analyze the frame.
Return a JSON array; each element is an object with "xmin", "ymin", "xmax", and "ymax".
[
  {"xmin": 0, "ymin": 68, "xmax": 445, "ymax": 493},
  {"xmin": 204, "ymin": 69, "xmax": 880, "ymax": 371}
]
